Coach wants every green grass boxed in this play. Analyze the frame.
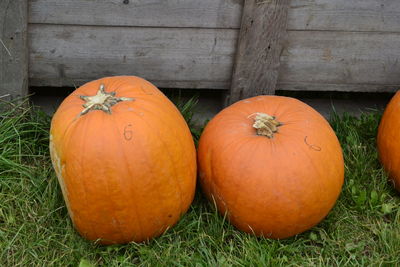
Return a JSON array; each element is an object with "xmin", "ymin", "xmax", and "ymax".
[{"xmin": 0, "ymin": 99, "xmax": 399, "ymax": 267}]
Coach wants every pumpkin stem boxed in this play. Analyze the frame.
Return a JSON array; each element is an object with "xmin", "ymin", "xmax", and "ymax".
[
  {"xmin": 79, "ymin": 84, "xmax": 134, "ymax": 116},
  {"xmin": 251, "ymin": 113, "xmax": 281, "ymax": 138}
]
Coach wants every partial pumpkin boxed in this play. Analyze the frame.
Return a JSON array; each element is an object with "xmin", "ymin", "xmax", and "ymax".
[
  {"xmin": 198, "ymin": 95, "xmax": 344, "ymax": 239},
  {"xmin": 377, "ymin": 91, "xmax": 400, "ymax": 192},
  {"xmin": 50, "ymin": 76, "xmax": 196, "ymax": 244}
]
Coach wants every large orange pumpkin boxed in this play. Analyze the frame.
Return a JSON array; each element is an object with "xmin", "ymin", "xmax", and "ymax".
[
  {"xmin": 377, "ymin": 91, "xmax": 400, "ymax": 192},
  {"xmin": 197, "ymin": 95, "xmax": 344, "ymax": 239},
  {"xmin": 50, "ymin": 76, "xmax": 196, "ymax": 244}
]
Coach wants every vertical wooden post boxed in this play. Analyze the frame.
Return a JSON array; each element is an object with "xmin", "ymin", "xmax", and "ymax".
[
  {"xmin": 0, "ymin": 0, "xmax": 28, "ymax": 100},
  {"xmin": 228, "ymin": 0, "xmax": 289, "ymax": 104}
]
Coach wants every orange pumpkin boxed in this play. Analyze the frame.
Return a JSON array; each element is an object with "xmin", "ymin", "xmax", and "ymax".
[
  {"xmin": 50, "ymin": 76, "xmax": 196, "ymax": 244},
  {"xmin": 377, "ymin": 91, "xmax": 400, "ymax": 192},
  {"xmin": 197, "ymin": 95, "xmax": 344, "ymax": 239}
]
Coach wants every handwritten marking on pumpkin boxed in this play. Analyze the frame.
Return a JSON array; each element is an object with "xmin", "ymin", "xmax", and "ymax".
[
  {"xmin": 304, "ymin": 136, "xmax": 321, "ymax": 151},
  {"xmin": 124, "ymin": 124, "xmax": 133, "ymax": 141}
]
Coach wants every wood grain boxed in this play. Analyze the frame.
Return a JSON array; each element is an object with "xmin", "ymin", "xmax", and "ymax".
[
  {"xmin": 229, "ymin": 0, "xmax": 290, "ymax": 103},
  {"xmin": 279, "ymin": 31, "xmax": 400, "ymax": 88},
  {"xmin": 0, "ymin": 0, "xmax": 28, "ymax": 99},
  {"xmin": 28, "ymin": 22, "xmax": 400, "ymax": 92},
  {"xmin": 278, "ymin": 82, "xmax": 398, "ymax": 92},
  {"xmin": 29, "ymin": 0, "xmax": 243, "ymax": 29},
  {"xmin": 29, "ymin": 25, "xmax": 238, "ymax": 89},
  {"xmin": 27, "ymin": 0, "xmax": 400, "ymax": 93},
  {"xmin": 288, "ymin": 0, "xmax": 400, "ymax": 32},
  {"xmin": 29, "ymin": 0, "xmax": 400, "ymax": 32}
]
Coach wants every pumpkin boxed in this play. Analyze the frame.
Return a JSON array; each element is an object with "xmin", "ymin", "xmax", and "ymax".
[
  {"xmin": 377, "ymin": 91, "xmax": 400, "ymax": 192},
  {"xmin": 197, "ymin": 95, "xmax": 344, "ymax": 239},
  {"xmin": 50, "ymin": 76, "xmax": 196, "ymax": 244}
]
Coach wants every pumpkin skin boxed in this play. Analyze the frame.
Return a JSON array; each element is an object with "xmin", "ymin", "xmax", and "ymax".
[
  {"xmin": 50, "ymin": 76, "xmax": 196, "ymax": 244},
  {"xmin": 377, "ymin": 91, "xmax": 400, "ymax": 192},
  {"xmin": 197, "ymin": 95, "xmax": 344, "ymax": 239}
]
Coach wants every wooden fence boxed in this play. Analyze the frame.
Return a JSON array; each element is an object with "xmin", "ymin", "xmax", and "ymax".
[{"xmin": 1, "ymin": 0, "xmax": 400, "ymax": 103}]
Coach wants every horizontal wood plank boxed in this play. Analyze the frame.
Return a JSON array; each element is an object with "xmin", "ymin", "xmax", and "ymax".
[
  {"xmin": 279, "ymin": 31, "xmax": 400, "ymax": 91},
  {"xmin": 29, "ymin": 25, "xmax": 400, "ymax": 91},
  {"xmin": 29, "ymin": 0, "xmax": 243, "ymax": 29},
  {"xmin": 28, "ymin": 25, "xmax": 238, "ymax": 89},
  {"xmin": 278, "ymin": 82, "xmax": 398, "ymax": 92},
  {"xmin": 30, "ymin": 0, "xmax": 400, "ymax": 33},
  {"xmin": 29, "ymin": 78, "xmax": 230, "ymax": 90},
  {"xmin": 288, "ymin": 0, "xmax": 400, "ymax": 32}
]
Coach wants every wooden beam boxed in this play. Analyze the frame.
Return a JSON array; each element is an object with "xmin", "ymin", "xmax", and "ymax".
[
  {"xmin": 29, "ymin": 0, "xmax": 243, "ymax": 29},
  {"xmin": 0, "ymin": 0, "xmax": 28, "ymax": 100},
  {"xmin": 279, "ymin": 31, "xmax": 400, "ymax": 89},
  {"xmin": 29, "ymin": 25, "xmax": 237, "ymax": 89},
  {"xmin": 228, "ymin": 0, "xmax": 289, "ymax": 104}
]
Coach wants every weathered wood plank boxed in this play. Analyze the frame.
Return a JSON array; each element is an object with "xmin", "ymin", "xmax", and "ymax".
[
  {"xmin": 27, "ymin": 0, "xmax": 400, "ymax": 92},
  {"xmin": 288, "ymin": 0, "xmax": 400, "ymax": 32},
  {"xmin": 279, "ymin": 31, "xmax": 400, "ymax": 87},
  {"xmin": 278, "ymin": 82, "xmax": 398, "ymax": 92},
  {"xmin": 29, "ymin": 0, "xmax": 400, "ymax": 33},
  {"xmin": 229, "ymin": 0, "xmax": 290, "ymax": 103},
  {"xmin": 29, "ymin": 0, "xmax": 243, "ymax": 29},
  {"xmin": 29, "ymin": 78, "xmax": 230, "ymax": 90},
  {"xmin": 0, "ymin": 0, "xmax": 28, "ymax": 100},
  {"xmin": 28, "ymin": 25, "xmax": 238, "ymax": 89}
]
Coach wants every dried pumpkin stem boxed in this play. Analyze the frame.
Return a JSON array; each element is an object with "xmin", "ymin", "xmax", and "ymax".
[
  {"xmin": 251, "ymin": 113, "xmax": 281, "ymax": 138},
  {"xmin": 79, "ymin": 84, "xmax": 134, "ymax": 116}
]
